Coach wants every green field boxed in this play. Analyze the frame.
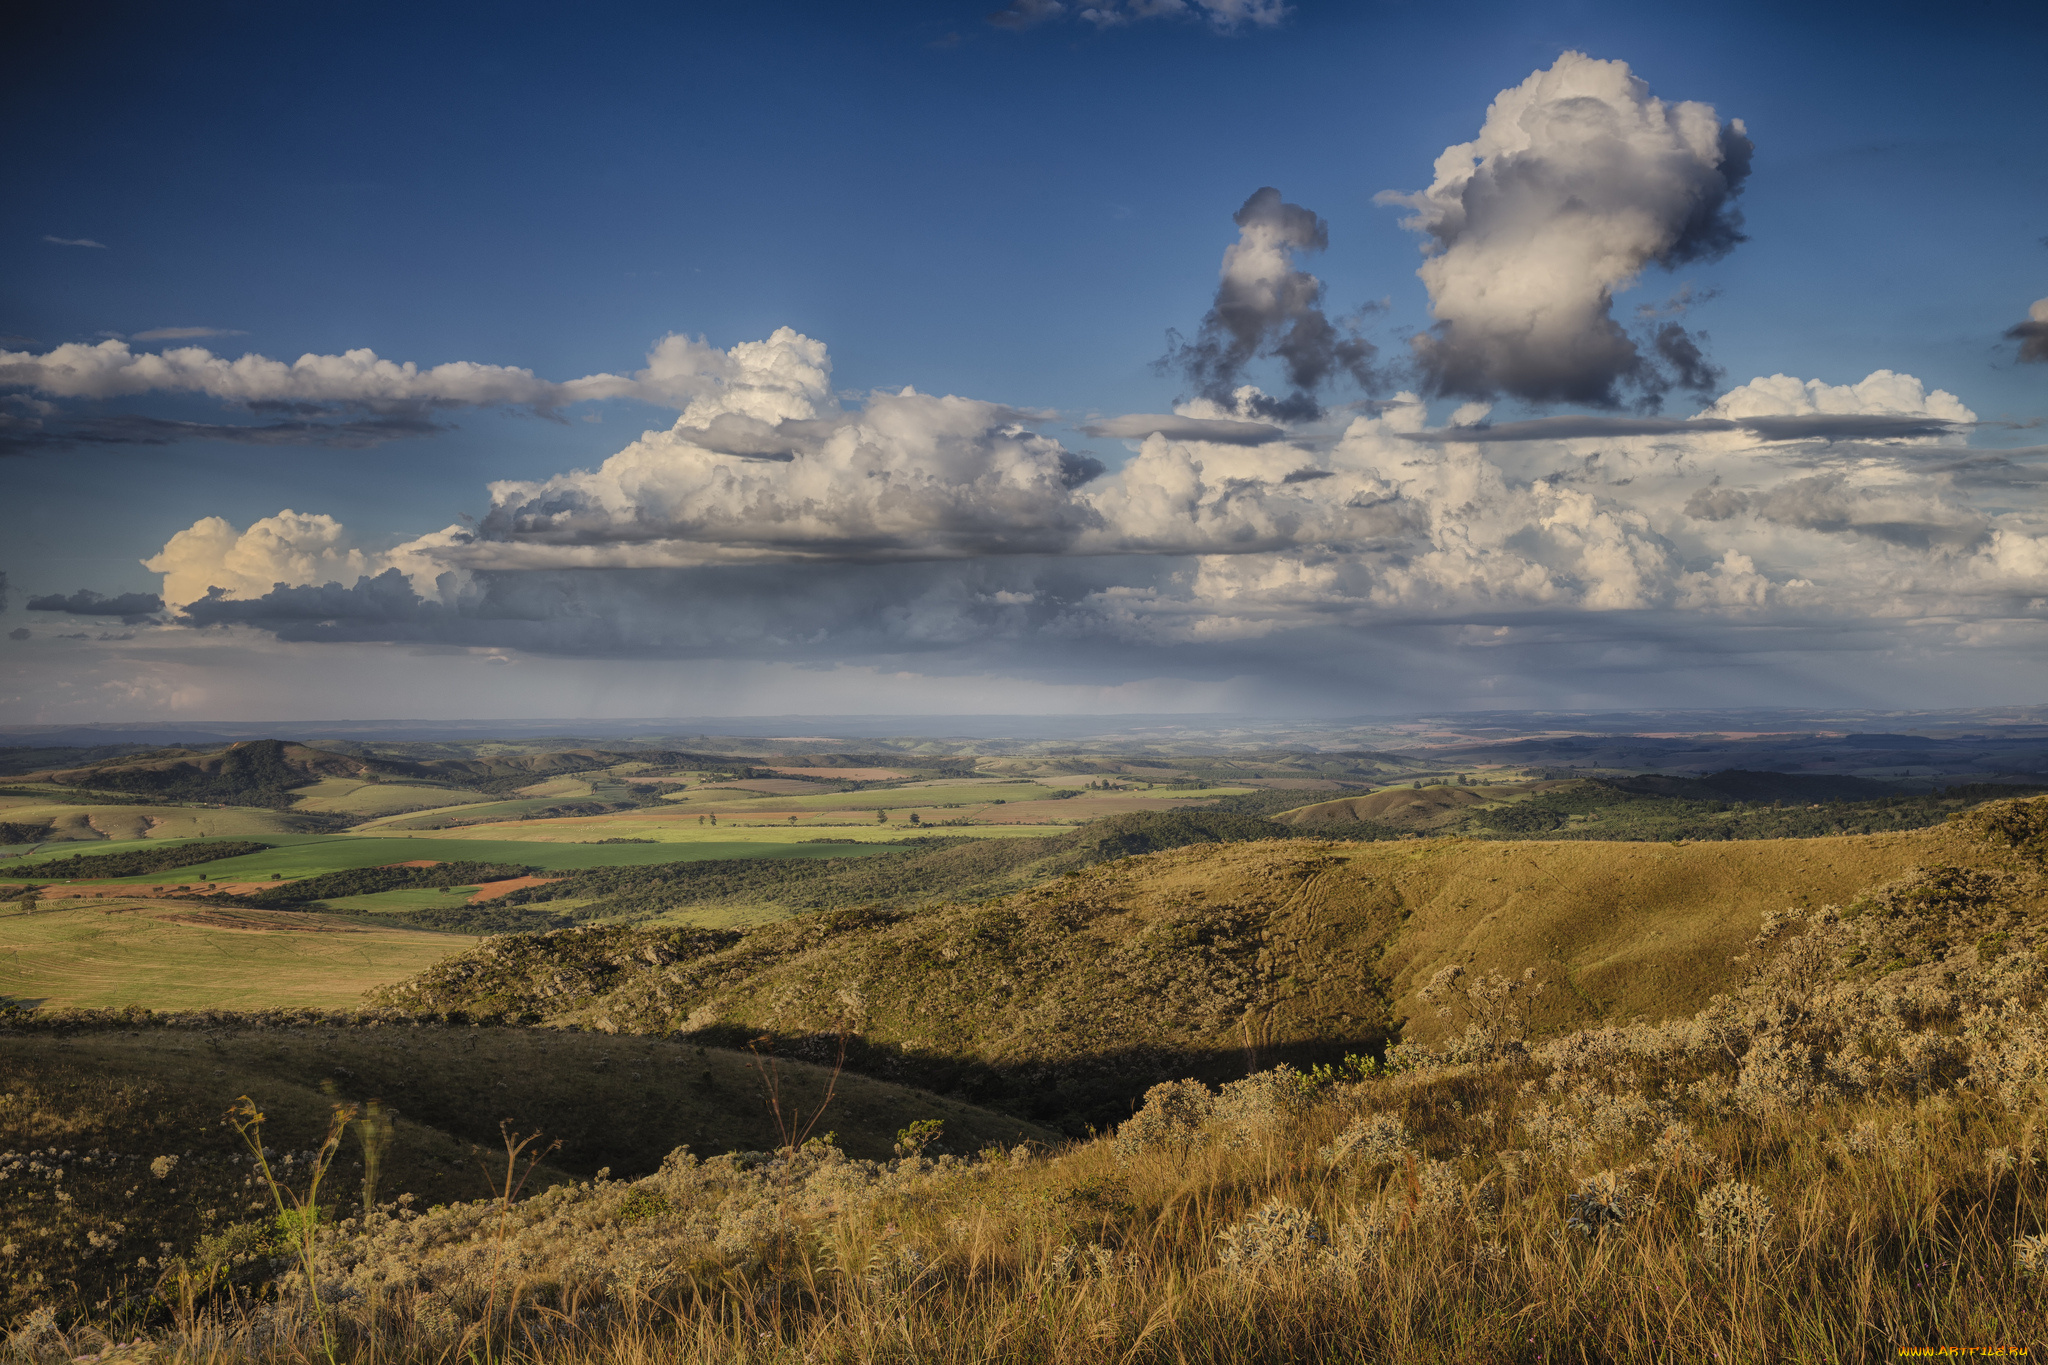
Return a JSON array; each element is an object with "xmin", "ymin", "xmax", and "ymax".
[
  {"xmin": 2, "ymin": 833, "xmax": 902, "ymax": 884},
  {"xmin": 0, "ymin": 901, "xmax": 463, "ymax": 1010},
  {"xmin": 416, "ymin": 814, "xmax": 1080, "ymax": 843},
  {"xmin": 317, "ymin": 885, "xmax": 487, "ymax": 916},
  {"xmin": 350, "ymin": 795, "xmax": 610, "ymax": 829},
  {"xmin": 285, "ymin": 776, "xmax": 494, "ymax": 817},
  {"xmin": 664, "ymin": 780, "xmax": 1070, "ymax": 811}
]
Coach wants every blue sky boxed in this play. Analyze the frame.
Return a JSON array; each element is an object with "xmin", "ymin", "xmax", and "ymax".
[{"xmin": 3, "ymin": 0, "xmax": 2045, "ymax": 720}]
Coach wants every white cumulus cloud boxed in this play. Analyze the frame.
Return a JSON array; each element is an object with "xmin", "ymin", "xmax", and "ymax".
[
  {"xmin": 469, "ymin": 329, "xmax": 1103, "ymax": 568},
  {"xmin": 129, "ymin": 323, "xmax": 2045, "ymax": 681},
  {"xmin": 1378, "ymin": 51, "xmax": 1752, "ymax": 407},
  {"xmin": 142, "ymin": 510, "xmax": 463, "ymax": 608},
  {"xmin": 0, "ymin": 331, "xmax": 774, "ymax": 415}
]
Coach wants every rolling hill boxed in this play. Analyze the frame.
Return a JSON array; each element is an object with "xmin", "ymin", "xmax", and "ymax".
[
  {"xmin": 1271, "ymin": 771, "xmax": 2048, "ymax": 841},
  {"xmin": 26, "ymin": 738, "xmax": 398, "ymax": 808},
  {"xmin": 370, "ymin": 795, "xmax": 2048, "ymax": 1132}
]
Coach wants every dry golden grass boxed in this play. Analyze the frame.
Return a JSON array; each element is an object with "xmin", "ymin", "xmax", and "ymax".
[
  {"xmin": 383, "ymin": 824, "xmax": 1964, "ymax": 1134},
  {"xmin": 1276, "ymin": 780, "xmax": 1559, "ymax": 829},
  {"xmin": 22, "ymin": 906, "xmax": 2046, "ymax": 1364},
  {"xmin": 0, "ymin": 1022, "xmax": 1057, "ymax": 1326},
  {"xmin": 0, "ymin": 803, "xmax": 302, "ymax": 845},
  {"xmin": 10, "ymin": 799, "xmax": 2043, "ymax": 1362},
  {"xmin": 0, "ymin": 901, "xmax": 462, "ymax": 1011},
  {"xmin": 283, "ymin": 781, "xmax": 492, "ymax": 819}
]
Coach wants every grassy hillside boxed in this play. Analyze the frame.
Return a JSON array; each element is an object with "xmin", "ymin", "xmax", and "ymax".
[
  {"xmin": 283, "ymin": 776, "xmax": 495, "ymax": 818},
  {"xmin": 20, "ymin": 795, "xmax": 2047, "ymax": 1363},
  {"xmin": 2, "ymin": 832, "xmax": 902, "ymax": 885},
  {"xmin": 476, "ymin": 812, "xmax": 1304, "ymax": 927},
  {"xmin": 372, "ymin": 803, "xmax": 2047, "ymax": 1134},
  {"xmin": 26, "ymin": 739, "xmax": 388, "ymax": 809},
  {"xmin": 402, "ymin": 809, "xmax": 1083, "ymax": 841},
  {"xmin": 0, "ymin": 799, "xmax": 313, "ymax": 847},
  {"xmin": 1274, "ymin": 772, "xmax": 2048, "ymax": 842},
  {"xmin": 1271, "ymin": 782, "xmax": 1515, "ymax": 829},
  {"xmin": 0, "ymin": 1019, "xmax": 1055, "ymax": 1324},
  {"xmin": 0, "ymin": 900, "xmax": 462, "ymax": 1010}
]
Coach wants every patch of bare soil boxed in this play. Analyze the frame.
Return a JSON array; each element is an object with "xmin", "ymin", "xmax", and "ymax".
[{"xmin": 467, "ymin": 875, "xmax": 557, "ymax": 903}]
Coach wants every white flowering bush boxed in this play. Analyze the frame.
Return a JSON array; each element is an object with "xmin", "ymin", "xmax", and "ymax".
[
  {"xmin": 1319, "ymin": 1113, "xmax": 1413, "ymax": 1169},
  {"xmin": 1695, "ymin": 1182, "xmax": 1776, "ymax": 1251},
  {"xmin": 1214, "ymin": 1200, "xmax": 1327, "ymax": 1274}
]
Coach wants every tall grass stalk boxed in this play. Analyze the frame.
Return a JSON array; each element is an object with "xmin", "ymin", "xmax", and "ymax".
[{"xmin": 225, "ymin": 1095, "xmax": 353, "ymax": 1365}]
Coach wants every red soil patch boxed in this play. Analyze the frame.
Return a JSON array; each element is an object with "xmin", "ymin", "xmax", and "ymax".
[{"xmin": 467, "ymin": 875, "xmax": 557, "ymax": 903}]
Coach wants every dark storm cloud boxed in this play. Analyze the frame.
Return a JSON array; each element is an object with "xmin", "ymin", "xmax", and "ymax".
[
  {"xmin": 1079, "ymin": 414, "xmax": 1287, "ymax": 445},
  {"xmin": 1161, "ymin": 187, "xmax": 1379, "ymax": 423},
  {"xmin": 1685, "ymin": 473, "xmax": 1988, "ymax": 551},
  {"xmin": 26, "ymin": 589, "xmax": 166, "ymax": 624},
  {"xmin": 1735, "ymin": 413, "xmax": 1960, "ymax": 442},
  {"xmin": 0, "ymin": 411, "xmax": 447, "ymax": 455},
  {"xmin": 1401, "ymin": 413, "xmax": 1964, "ymax": 445},
  {"xmin": 1922, "ymin": 446, "xmax": 2048, "ymax": 490},
  {"xmin": 1649, "ymin": 322, "xmax": 1724, "ymax": 396},
  {"xmin": 2007, "ymin": 313, "xmax": 2048, "ymax": 364},
  {"xmin": 1403, "ymin": 415, "xmax": 1733, "ymax": 444},
  {"xmin": 175, "ymin": 559, "xmax": 1169, "ymax": 660},
  {"xmin": 988, "ymin": 0, "xmax": 1288, "ymax": 32},
  {"xmin": 985, "ymin": 0, "xmax": 1063, "ymax": 28}
]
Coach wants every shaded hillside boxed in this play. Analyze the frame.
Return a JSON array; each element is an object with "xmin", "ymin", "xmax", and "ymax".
[
  {"xmin": 1458, "ymin": 779, "xmax": 2048, "ymax": 841},
  {"xmin": 0, "ymin": 1019, "xmax": 1054, "ymax": 1323},
  {"xmin": 1273, "ymin": 771, "xmax": 2048, "ymax": 842},
  {"xmin": 372, "ymin": 798, "xmax": 2048, "ymax": 1131},
  {"xmin": 0, "ymin": 743, "xmax": 157, "ymax": 778},
  {"xmin": 1607, "ymin": 769, "xmax": 1901, "ymax": 801},
  {"xmin": 1434, "ymin": 724, "xmax": 2048, "ymax": 780},
  {"xmin": 26, "ymin": 741, "xmax": 727, "ymax": 807},
  {"xmin": 28, "ymin": 739, "xmax": 394, "ymax": 809}
]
